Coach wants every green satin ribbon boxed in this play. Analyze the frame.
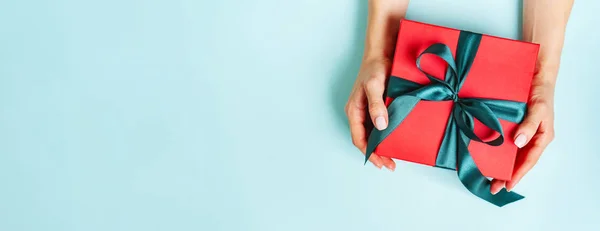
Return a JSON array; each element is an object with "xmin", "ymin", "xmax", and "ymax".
[{"xmin": 365, "ymin": 31, "xmax": 526, "ymax": 207}]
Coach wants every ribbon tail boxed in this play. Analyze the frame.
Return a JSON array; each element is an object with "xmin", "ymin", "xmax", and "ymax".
[
  {"xmin": 435, "ymin": 111, "xmax": 458, "ymax": 170},
  {"xmin": 456, "ymin": 132, "xmax": 524, "ymax": 207},
  {"xmin": 365, "ymin": 95, "xmax": 420, "ymax": 164},
  {"xmin": 454, "ymin": 31, "xmax": 482, "ymax": 91}
]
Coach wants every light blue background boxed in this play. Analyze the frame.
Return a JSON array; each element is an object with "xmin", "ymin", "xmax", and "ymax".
[{"xmin": 1, "ymin": 0, "xmax": 598, "ymax": 230}]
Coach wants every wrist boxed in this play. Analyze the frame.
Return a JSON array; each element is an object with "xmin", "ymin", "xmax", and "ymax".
[
  {"xmin": 361, "ymin": 54, "xmax": 392, "ymax": 69},
  {"xmin": 363, "ymin": 34, "xmax": 397, "ymax": 62},
  {"xmin": 534, "ymin": 64, "xmax": 559, "ymax": 87},
  {"xmin": 362, "ymin": 51, "xmax": 391, "ymax": 63}
]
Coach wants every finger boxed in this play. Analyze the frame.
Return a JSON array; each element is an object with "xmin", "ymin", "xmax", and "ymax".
[
  {"xmin": 379, "ymin": 156, "xmax": 396, "ymax": 171},
  {"xmin": 367, "ymin": 153, "xmax": 384, "ymax": 169},
  {"xmin": 349, "ymin": 109, "xmax": 383, "ymax": 170},
  {"xmin": 347, "ymin": 90, "xmax": 384, "ymax": 170},
  {"xmin": 364, "ymin": 78, "xmax": 389, "ymax": 131},
  {"xmin": 349, "ymin": 114, "xmax": 367, "ymax": 152},
  {"xmin": 506, "ymin": 133, "xmax": 552, "ymax": 191},
  {"xmin": 490, "ymin": 179, "xmax": 506, "ymax": 195},
  {"xmin": 513, "ymin": 104, "xmax": 546, "ymax": 148},
  {"xmin": 347, "ymin": 92, "xmax": 368, "ymax": 152}
]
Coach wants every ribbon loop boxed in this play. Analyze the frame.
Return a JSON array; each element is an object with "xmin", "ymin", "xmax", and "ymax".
[
  {"xmin": 407, "ymin": 82, "xmax": 455, "ymax": 101},
  {"xmin": 455, "ymin": 100, "xmax": 505, "ymax": 146},
  {"xmin": 416, "ymin": 43, "xmax": 458, "ymax": 90}
]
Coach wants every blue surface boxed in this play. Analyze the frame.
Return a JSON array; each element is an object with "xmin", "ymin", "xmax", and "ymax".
[{"xmin": 1, "ymin": 0, "xmax": 598, "ymax": 230}]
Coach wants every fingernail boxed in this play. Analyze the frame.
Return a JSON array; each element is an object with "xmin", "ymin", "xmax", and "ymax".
[
  {"xmin": 507, "ymin": 181, "xmax": 518, "ymax": 192},
  {"xmin": 386, "ymin": 164, "xmax": 395, "ymax": 172},
  {"xmin": 375, "ymin": 163, "xmax": 383, "ymax": 169},
  {"xmin": 375, "ymin": 116, "xmax": 387, "ymax": 130},
  {"xmin": 491, "ymin": 189, "xmax": 499, "ymax": 195},
  {"xmin": 514, "ymin": 134, "xmax": 527, "ymax": 148}
]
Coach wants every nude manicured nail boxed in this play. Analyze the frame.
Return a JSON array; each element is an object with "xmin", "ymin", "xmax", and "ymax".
[
  {"xmin": 375, "ymin": 116, "xmax": 387, "ymax": 130},
  {"xmin": 507, "ymin": 181, "xmax": 519, "ymax": 192},
  {"xmin": 514, "ymin": 134, "xmax": 527, "ymax": 148},
  {"xmin": 387, "ymin": 165, "xmax": 395, "ymax": 172}
]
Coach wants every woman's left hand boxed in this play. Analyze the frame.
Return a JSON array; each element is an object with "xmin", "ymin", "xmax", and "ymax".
[{"xmin": 491, "ymin": 72, "xmax": 557, "ymax": 194}]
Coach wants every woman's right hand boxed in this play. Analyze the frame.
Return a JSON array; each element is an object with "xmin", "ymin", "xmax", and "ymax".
[{"xmin": 345, "ymin": 57, "xmax": 396, "ymax": 171}]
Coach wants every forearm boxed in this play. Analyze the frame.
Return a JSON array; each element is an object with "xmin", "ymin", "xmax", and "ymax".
[
  {"xmin": 363, "ymin": 0, "xmax": 410, "ymax": 62},
  {"xmin": 523, "ymin": 0, "xmax": 574, "ymax": 86}
]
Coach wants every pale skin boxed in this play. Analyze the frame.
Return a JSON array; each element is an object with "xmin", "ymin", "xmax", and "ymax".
[{"xmin": 345, "ymin": 0, "xmax": 573, "ymax": 193}]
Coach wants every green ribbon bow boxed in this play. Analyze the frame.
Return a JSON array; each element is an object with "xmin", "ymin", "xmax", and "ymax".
[{"xmin": 365, "ymin": 31, "xmax": 527, "ymax": 207}]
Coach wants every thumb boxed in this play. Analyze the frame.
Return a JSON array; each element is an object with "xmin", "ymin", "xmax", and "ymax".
[
  {"xmin": 514, "ymin": 106, "xmax": 543, "ymax": 148},
  {"xmin": 364, "ymin": 78, "xmax": 388, "ymax": 131}
]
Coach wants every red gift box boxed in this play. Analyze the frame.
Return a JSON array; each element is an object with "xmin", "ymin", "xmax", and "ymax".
[{"xmin": 374, "ymin": 20, "xmax": 539, "ymax": 181}]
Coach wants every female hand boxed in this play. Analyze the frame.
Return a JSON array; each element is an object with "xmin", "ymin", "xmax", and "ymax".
[
  {"xmin": 489, "ymin": 0, "xmax": 572, "ymax": 194},
  {"xmin": 491, "ymin": 73, "xmax": 556, "ymax": 194},
  {"xmin": 345, "ymin": 57, "xmax": 396, "ymax": 171}
]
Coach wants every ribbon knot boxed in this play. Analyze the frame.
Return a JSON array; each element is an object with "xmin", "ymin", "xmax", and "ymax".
[
  {"xmin": 365, "ymin": 31, "xmax": 528, "ymax": 207},
  {"xmin": 451, "ymin": 94, "xmax": 459, "ymax": 102}
]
